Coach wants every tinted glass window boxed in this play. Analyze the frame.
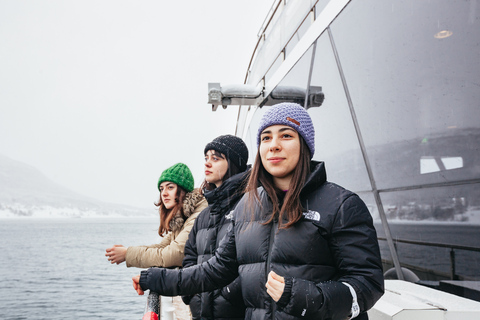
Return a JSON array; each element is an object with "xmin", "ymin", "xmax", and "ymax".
[
  {"xmin": 309, "ymin": 33, "xmax": 372, "ymax": 192},
  {"xmin": 272, "ymin": 45, "xmax": 313, "ymax": 89},
  {"xmin": 377, "ymin": 184, "xmax": 480, "ymax": 280},
  {"xmin": 330, "ymin": 0, "xmax": 480, "ymax": 190},
  {"xmin": 329, "ymin": 0, "xmax": 480, "ymax": 282},
  {"xmin": 249, "ymin": 0, "xmax": 316, "ymax": 85},
  {"xmin": 244, "ymin": 106, "xmax": 268, "ymax": 164}
]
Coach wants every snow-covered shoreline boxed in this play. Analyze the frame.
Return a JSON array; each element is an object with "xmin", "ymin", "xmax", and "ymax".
[{"xmin": 0, "ymin": 202, "xmax": 153, "ymax": 219}]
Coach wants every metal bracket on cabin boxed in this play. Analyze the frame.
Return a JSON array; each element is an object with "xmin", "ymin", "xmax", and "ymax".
[
  {"xmin": 208, "ymin": 83, "xmax": 263, "ymax": 111},
  {"xmin": 208, "ymin": 83, "xmax": 324, "ymax": 111}
]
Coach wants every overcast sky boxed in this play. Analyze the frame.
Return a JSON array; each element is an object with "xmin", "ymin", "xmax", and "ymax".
[{"xmin": 0, "ymin": 0, "xmax": 272, "ymax": 208}]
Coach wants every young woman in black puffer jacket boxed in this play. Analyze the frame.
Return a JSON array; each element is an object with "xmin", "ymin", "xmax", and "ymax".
[
  {"xmin": 182, "ymin": 134, "xmax": 250, "ymax": 320},
  {"xmin": 133, "ymin": 103, "xmax": 384, "ymax": 320}
]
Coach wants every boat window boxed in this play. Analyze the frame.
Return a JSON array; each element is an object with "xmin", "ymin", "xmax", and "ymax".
[
  {"xmin": 328, "ymin": 0, "xmax": 480, "ymax": 282},
  {"xmin": 377, "ymin": 185, "xmax": 480, "ymax": 280},
  {"xmin": 243, "ymin": 107, "xmax": 268, "ymax": 165},
  {"xmin": 249, "ymin": 1, "xmax": 317, "ymax": 86},
  {"xmin": 420, "ymin": 156, "xmax": 463, "ymax": 175},
  {"xmin": 329, "ymin": 0, "xmax": 480, "ymax": 191},
  {"xmin": 268, "ymin": 45, "xmax": 313, "ymax": 90},
  {"xmin": 264, "ymin": 51, "xmax": 284, "ymax": 85},
  {"xmin": 309, "ymin": 33, "xmax": 372, "ymax": 192},
  {"xmin": 285, "ymin": 11, "xmax": 314, "ymax": 59}
]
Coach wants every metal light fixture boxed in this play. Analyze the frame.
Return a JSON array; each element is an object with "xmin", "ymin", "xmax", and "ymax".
[
  {"xmin": 434, "ymin": 30, "xmax": 453, "ymax": 39},
  {"xmin": 208, "ymin": 83, "xmax": 263, "ymax": 111},
  {"xmin": 208, "ymin": 83, "xmax": 324, "ymax": 110}
]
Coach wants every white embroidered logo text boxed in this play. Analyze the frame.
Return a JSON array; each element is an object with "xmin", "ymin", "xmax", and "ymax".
[{"xmin": 303, "ymin": 210, "xmax": 320, "ymax": 221}]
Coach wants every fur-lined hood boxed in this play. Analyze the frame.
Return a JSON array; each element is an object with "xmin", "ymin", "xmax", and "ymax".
[{"xmin": 169, "ymin": 188, "xmax": 205, "ymax": 232}]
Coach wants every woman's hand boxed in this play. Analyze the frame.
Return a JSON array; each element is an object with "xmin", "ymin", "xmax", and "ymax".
[
  {"xmin": 266, "ymin": 271, "xmax": 285, "ymax": 302},
  {"xmin": 132, "ymin": 275, "xmax": 145, "ymax": 295},
  {"xmin": 105, "ymin": 245, "xmax": 127, "ymax": 264}
]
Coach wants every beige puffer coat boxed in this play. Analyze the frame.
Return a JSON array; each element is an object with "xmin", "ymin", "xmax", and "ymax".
[{"xmin": 125, "ymin": 189, "xmax": 207, "ymax": 268}]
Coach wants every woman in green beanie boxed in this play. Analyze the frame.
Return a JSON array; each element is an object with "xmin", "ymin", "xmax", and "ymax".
[{"xmin": 105, "ymin": 162, "xmax": 207, "ymax": 268}]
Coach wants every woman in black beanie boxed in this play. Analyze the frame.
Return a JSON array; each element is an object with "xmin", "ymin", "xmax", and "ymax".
[{"xmin": 182, "ymin": 134, "xmax": 250, "ymax": 320}]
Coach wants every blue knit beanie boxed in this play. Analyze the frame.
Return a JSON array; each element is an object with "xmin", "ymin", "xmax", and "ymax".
[{"xmin": 256, "ymin": 102, "xmax": 315, "ymax": 157}]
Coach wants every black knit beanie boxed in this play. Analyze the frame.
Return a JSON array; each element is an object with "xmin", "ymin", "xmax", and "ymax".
[{"xmin": 204, "ymin": 135, "xmax": 248, "ymax": 172}]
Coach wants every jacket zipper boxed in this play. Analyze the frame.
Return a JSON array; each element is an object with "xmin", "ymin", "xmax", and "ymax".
[{"xmin": 266, "ymin": 214, "xmax": 279, "ymax": 318}]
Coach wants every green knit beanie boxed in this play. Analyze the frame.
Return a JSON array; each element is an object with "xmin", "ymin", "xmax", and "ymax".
[{"xmin": 157, "ymin": 163, "xmax": 194, "ymax": 193}]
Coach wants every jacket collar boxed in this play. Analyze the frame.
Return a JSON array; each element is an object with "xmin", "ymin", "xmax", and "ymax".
[
  {"xmin": 204, "ymin": 167, "xmax": 251, "ymax": 214},
  {"xmin": 301, "ymin": 161, "xmax": 327, "ymax": 196},
  {"xmin": 169, "ymin": 189, "xmax": 205, "ymax": 232}
]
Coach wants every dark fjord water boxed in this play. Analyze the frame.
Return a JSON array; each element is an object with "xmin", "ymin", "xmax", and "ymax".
[
  {"xmin": 2, "ymin": 217, "xmax": 479, "ymax": 320},
  {"xmin": 0, "ymin": 217, "xmax": 160, "ymax": 320}
]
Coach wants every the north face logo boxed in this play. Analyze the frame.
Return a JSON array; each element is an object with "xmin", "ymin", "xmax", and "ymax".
[{"xmin": 303, "ymin": 210, "xmax": 320, "ymax": 221}]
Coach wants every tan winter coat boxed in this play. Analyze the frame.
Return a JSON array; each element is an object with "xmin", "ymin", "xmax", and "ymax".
[{"xmin": 125, "ymin": 189, "xmax": 207, "ymax": 268}]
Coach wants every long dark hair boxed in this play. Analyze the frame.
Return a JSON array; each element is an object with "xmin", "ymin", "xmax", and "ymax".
[
  {"xmin": 245, "ymin": 136, "xmax": 311, "ymax": 229},
  {"xmin": 154, "ymin": 185, "xmax": 187, "ymax": 236},
  {"xmin": 200, "ymin": 150, "xmax": 242, "ymax": 192}
]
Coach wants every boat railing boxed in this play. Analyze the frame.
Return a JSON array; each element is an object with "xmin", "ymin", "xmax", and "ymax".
[
  {"xmin": 142, "ymin": 291, "xmax": 175, "ymax": 320},
  {"xmin": 377, "ymin": 236, "xmax": 480, "ymax": 281}
]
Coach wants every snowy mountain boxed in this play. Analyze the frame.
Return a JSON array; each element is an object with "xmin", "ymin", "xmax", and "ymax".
[{"xmin": 0, "ymin": 154, "xmax": 149, "ymax": 218}]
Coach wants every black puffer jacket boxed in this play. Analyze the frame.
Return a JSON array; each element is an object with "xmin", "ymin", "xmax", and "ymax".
[
  {"xmin": 140, "ymin": 162, "xmax": 384, "ymax": 320},
  {"xmin": 182, "ymin": 170, "xmax": 250, "ymax": 320}
]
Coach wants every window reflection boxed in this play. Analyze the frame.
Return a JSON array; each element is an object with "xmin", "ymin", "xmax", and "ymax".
[
  {"xmin": 264, "ymin": 51, "xmax": 284, "ymax": 85},
  {"xmin": 271, "ymin": 45, "xmax": 313, "ymax": 89},
  {"xmin": 420, "ymin": 156, "xmax": 463, "ymax": 174},
  {"xmin": 244, "ymin": 107, "xmax": 267, "ymax": 165},
  {"xmin": 377, "ymin": 184, "xmax": 480, "ymax": 280},
  {"xmin": 330, "ymin": 0, "xmax": 480, "ymax": 190},
  {"xmin": 285, "ymin": 11, "xmax": 314, "ymax": 58},
  {"xmin": 309, "ymin": 34, "xmax": 371, "ymax": 192},
  {"xmin": 249, "ymin": 1, "xmax": 317, "ymax": 86}
]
